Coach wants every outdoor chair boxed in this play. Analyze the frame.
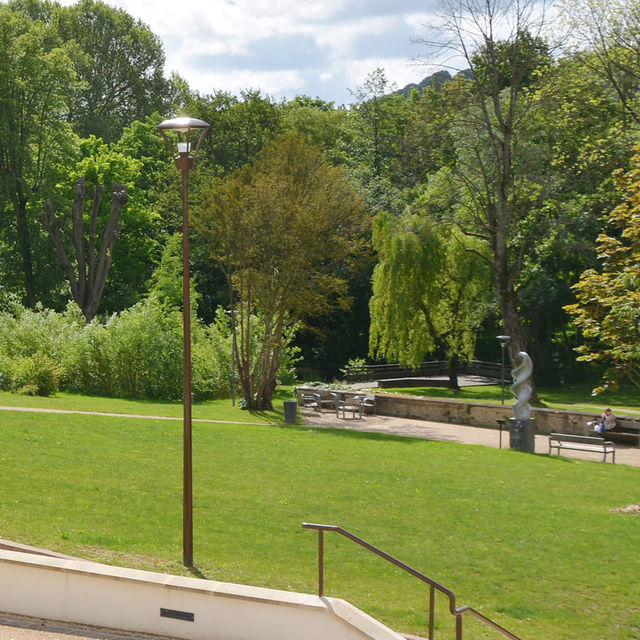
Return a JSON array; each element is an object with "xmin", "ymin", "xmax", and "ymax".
[
  {"xmin": 336, "ymin": 395, "xmax": 365, "ymax": 419},
  {"xmin": 300, "ymin": 392, "xmax": 321, "ymax": 413},
  {"xmin": 363, "ymin": 393, "xmax": 376, "ymax": 415}
]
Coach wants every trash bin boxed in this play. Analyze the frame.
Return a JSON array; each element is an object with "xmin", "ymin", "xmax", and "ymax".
[{"xmin": 283, "ymin": 400, "xmax": 297, "ymax": 424}]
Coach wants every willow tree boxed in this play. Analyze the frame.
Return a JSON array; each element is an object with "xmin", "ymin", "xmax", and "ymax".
[
  {"xmin": 369, "ymin": 208, "xmax": 490, "ymax": 389},
  {"xmin": 195, "ymin": 133, "xmax": 369, "ymax": 410}
]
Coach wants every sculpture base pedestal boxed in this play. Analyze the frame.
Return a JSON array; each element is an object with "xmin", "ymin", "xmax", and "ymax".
[{"xmin": 509, "ymin": 418, "xmax": 536, "ymax": 453}]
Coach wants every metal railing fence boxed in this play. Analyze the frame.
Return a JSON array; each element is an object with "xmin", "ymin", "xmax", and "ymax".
[
  {"xmin": 343, "ymin": 360, "xmax": 504, "ymax": 382},
  {"xmin": 302, "ymin": 522, "xmax": 520, "ymax": 640}
]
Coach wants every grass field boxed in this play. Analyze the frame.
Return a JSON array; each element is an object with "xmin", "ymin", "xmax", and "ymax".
[{"xmin": 1, "ymin": 390, "xmax": 639, "ymax": 639}]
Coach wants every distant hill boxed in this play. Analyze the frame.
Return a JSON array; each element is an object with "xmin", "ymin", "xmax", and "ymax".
[
  {"xmin": 396, "ymin": 70, "xmax": 453, "ymax": 97},
  {"xmin": 396, "ymin": 69, "xmax": 472, "ymax": 98}
]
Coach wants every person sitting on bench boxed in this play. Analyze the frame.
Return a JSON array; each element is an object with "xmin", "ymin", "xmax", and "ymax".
[{"xmin": 592, "ymin": 408, "xmax": 617, "ymax": 435}]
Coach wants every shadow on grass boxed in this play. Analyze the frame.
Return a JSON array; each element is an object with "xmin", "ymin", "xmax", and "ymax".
[
  {"xmin": 281, "ymin": 422, "xmax": 428, "ymax": 445},
  {"xmin": 188, "ymin": 565, "xmax": 209, "ymax": 580}
]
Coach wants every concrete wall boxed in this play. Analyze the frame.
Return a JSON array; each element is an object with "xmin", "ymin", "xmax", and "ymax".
[
  {"xmin": 371, "ymin": 393, "xmax": 597, "ymax": 435},
  {"xmin": 299, "ymin": 388, "xmax": 609, "ymax": 436},
  {"xmin": 0, "ymin": 549, "xmax": 405, "ymax": 640}
]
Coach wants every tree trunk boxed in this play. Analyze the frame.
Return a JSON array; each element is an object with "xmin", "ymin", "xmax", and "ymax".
[
  {"xmin": 447, "ymin": 355, "xmax": 461, "ymax": 390},
  {"xmin": 14, "ymin": 189, "xmax": 36, "ymax": 308},
  {"xmin": 41, "ymin": 178, "xmax": 127, "ymax": 322},
  {"xmin": 494, "ymin": 267, "xmax": 539, "ymax": 402}
]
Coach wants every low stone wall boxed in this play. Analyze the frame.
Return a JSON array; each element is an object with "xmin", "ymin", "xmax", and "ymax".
[
  {"xmin": 310, "ymin": 389, "xmax": 599, "ymax": 436},
  {"xmin": 371, "ymin": 393, "xmax": 596, "ymax": 435}
]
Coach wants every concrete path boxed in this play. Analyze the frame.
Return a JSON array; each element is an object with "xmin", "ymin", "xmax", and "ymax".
[
  {"xmin": 300, "ymin": 408, "xmax": 640, "ymax": 467},
  {"xmin": 0, "ymin": 614, "xmax": 166, "ymax": 640},
  {"xmin": 1, "ymin": 401, "xmax": 637, "ymax": 465},
  {"xmin": 0, "ymin": 405, "xmax": 263, "ymax": 426}
]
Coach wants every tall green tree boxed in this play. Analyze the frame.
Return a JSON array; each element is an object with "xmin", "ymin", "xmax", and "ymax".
[
  {"xmin": 283, "ymin": 95, "xmax": 349, "ymax": 165},
  {"xmin": 187, "ymin": 89, "xmax": 284, "ymax": 176},
  {"xmin": 559, "ymin": 0, "xmax": 640, "ymax": 125},
  {"xmin": 518, "ymin": 52, "xmax": 634, "ymax": 379},
  {"xmin": 0, "ymin": 3, "xmax": 77, "ymax": 307},
  {"xmin": 180, "ymin": 90, "xmax": 286, "ymax": 323},
  {"xmin": 345, "ymin": 69, "xmax": 415, "ymax": 214},
  {"xmin": 564, "ymin": 143, "xmax": 640, "ymax": 392},
  {"xmin": 40, "ymin": 176, "xmax": 128, "ymax": 323},
  {"xmin": 41, "ymin": 135, "xmax": 158, "ymax": 317},
  {"xmin": 195, "ymin": 133, "xmax": 369, "ymax": 409},
  {"xmin": 54, "ymin": 0, "xmax": 170, "ymax": 143},
  {"xmin": 418, "ymin": 0, "xmax": 553, "ymax": 394}
]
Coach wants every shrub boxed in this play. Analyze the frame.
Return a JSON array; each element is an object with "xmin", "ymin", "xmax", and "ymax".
[
  {"xmin": 106, "ymin": 301, "xmax": 184, "ymax": 400},
  {"xmin": 192, "ymin": 323, "xmax": 232, "ymax": 401},
  {"xmin": 0, "ymin": 353, "xmax": 15, "ymax": 390},
  {"xmin": 0, "ymin": 299, "xmax": 298, "ymax": 402},
  {"xmin": 12, "ymin": 352, "xmax": 63, "ymax": 396}
]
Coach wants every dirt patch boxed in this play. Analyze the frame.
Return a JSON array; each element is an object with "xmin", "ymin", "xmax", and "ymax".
[{"xmin": 610, "ymin": 504, "xmax": 640, "ymax": 514}]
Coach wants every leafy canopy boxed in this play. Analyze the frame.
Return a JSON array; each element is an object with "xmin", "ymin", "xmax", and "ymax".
[
  {"xmin": 196, "ymin": 133, "xmax": 369, "ymax": 408},
  {"xmin": 565, "ymin": 143, "xmax": 640, "ymax": 392}
]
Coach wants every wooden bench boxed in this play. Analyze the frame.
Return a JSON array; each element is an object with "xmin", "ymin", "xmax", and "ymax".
[
  {"xmin": 588, "ymin": 418, "xmax": 640, "ymax": 447},
  {"xmin": 549, "ymin": 433, "xmax": 615, "ymax": 463}
]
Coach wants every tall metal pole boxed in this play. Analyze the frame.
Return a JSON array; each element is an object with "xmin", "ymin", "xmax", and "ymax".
[
  {"xmin": 227, "ymin": 309, "xmax": 237, "ymax": 406},
  {"xmin": 497, "ymin": 335, "xmax": 510, "ymax": 406},
  {"xmin": 158, "ymin": 117, "xmax": 209, "ymax": 569},
  {"xmin": 231, "ymin": 344, "xmax": 236, "ymax": 406},
  {"xmin": 500, "ymin": 343, "xmax": 505, "ymax": 405},
  {"xmin": 181, "ymin": 165, "xmax": 193, "ymax": 568}
]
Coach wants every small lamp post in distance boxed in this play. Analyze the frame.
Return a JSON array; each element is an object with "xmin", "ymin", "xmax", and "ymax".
[
  {"xmin": 157, "ymin": 116, "xmax": 210, "ymax": 568},
  {"xmin": 497, "ymin": 334, "xmax": 510, "ymax": 406},
  {"xmin": 226, "ymin": 309, "xmax": 239, "ymax": 406}
]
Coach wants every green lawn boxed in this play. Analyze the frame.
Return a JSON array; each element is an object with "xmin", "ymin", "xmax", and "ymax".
[{"xmin": 0, "ymin": 392, "xmax": 639, "ymax": 640}]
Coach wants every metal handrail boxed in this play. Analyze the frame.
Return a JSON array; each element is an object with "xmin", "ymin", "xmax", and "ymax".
[
  {"xmin": 342, "ymin": 360, "xmax": 504, "ymax": 382},
  {"xmin": 302, "ymin": 522, "xmax": 520, "ymax": 640}
]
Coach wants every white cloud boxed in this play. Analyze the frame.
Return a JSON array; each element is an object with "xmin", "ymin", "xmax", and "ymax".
[
  {"xmin": 54, "ymin": 0, "xmax": 439, "ymax": 104},
  {"xmin": 172, "ymin": 65, "xmax": 305, "ymax": 99},
  {"xmin": 314, "ymin": 15, "xmax": 391, "ymax": 55}
]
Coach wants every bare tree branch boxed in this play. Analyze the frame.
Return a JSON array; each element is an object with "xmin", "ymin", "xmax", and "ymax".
[{"xmin": 40, "ymin": 178, "xmax": 128, "ymax": 322}]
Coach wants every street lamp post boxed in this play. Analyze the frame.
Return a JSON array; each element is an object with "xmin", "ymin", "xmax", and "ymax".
[
  {"xmin": 497, "ymin": 335, "xmax": 510, "ymax": 405},
  {"xmin": 158, "ymin": 117, "xmax": 210, "ymax": 568},
  {"xmin": 226, "ymin": 309, "xmax": 238, "ymax": 406}
]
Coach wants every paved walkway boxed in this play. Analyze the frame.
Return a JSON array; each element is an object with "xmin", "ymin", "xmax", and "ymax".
[
  {"xmin": 0, "ymin": 405, "xmax": 262, "ymax": 426},
  {"xmin": 1, "ymin": 402, "xmax": 637, "ymax": 465},
  {"xmin": 300, "ymin": 408, "xmax": 640, "ymax": 467},
  {"xmin": 0, "ymin": 614, "xmax": 166, "ymax": 640}
]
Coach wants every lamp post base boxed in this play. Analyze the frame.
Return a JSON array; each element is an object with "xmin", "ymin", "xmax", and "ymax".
[{"xmin": 509, "ymin": 418, "xmax": 536, "ymax": 453}]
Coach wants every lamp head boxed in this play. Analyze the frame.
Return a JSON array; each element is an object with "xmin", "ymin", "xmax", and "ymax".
[
  {"xmin": 497, "ymin": 334, "xmax": 510, "ymax": 347},
  {"xmin": 158, "ymin": 117, "xmax": 210, "ymax": 170}
]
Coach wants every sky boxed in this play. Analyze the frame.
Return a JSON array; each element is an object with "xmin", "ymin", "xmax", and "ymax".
[{"xmin": 59, "ymin": 0, "xmax": 444, "ymax": 106}]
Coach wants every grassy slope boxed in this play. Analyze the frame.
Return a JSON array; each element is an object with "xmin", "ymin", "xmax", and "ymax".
[{"xmin": 0, "ymin": 392, "xmax": 639, "ymax": 640}]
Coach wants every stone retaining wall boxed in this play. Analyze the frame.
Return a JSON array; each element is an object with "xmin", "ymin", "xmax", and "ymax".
[
  {"xmin": 371, "ymin": 393, "xmax": 595, "ymax": 435},
  {"xmin": 298, "ymin": 388, "xmax": 607, "ymax": 436}
]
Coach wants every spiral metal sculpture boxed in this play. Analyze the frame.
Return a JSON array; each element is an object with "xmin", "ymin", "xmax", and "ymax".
[{"xmin": 510, "ymin": 351, "xmax": 533, "ymax": 421}]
